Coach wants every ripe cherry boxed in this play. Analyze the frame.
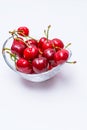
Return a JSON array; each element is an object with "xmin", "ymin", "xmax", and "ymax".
[
  {"xmin": 38, "ymin": 37, "xmax": 47, "ymax": 48},
  {"xmin": 38, "ymin": 25, "xmax": 51, "ymax": 49},
  {"xmin": 54, "ymin": 49, "xmax": 69, "ymax": 65},
  {"xmin": 43, "ymin": 48, "xmax": 57, "ymax": 67},
  {"xmin": 25, "ymin": 39, "xmax": 38, "ymax": 47},
  {"xmin": 17, "ymin": 26, "xmax": 29, "ymax": 36},
  {"xmin": 42, "ymin": 39, "xmax": 53, "ymax": 50},
  {"xmin": 16, "ymin": 58, "xmax": 32, "ymax": 74},
  {"xmin": 23, "ymin": 45, "xmax": 38, "ymax": 60},
  {"xmin": 11, "ymin": 37, "xmax": 26, "ymax": 57},
  {"xmin": 32, "ymin": 57, "xmax": 48, "ymax": 73},
  {"xmin": 52, "ymin": 38, "xmax": 64, "ymax": 51},
  {"xmin": 43, "ymin": 48, "xmax": 55, "ymax": 60}
]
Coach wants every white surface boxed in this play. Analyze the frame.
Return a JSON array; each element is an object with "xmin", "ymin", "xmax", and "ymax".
[{"xmin": 0, "ymin": 0, "xmax": 87, "ymax": 130}]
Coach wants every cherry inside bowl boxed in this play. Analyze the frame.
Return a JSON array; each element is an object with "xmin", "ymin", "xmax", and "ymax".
[{"xmin": 2, "ymin": 36, "xmax": 72, "ymax": 82}]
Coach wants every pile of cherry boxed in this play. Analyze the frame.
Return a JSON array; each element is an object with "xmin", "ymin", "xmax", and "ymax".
[{"xmin": 4, "ymin": 25, "xmax": 76, "ymax": 74}]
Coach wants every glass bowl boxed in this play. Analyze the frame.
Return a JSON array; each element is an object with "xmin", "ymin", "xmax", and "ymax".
[{"xmin": 2, "ymin": 36, "xmax": 72, "ymax": 82}]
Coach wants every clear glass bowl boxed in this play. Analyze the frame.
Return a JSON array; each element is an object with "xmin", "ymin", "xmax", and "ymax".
[{"xmin": 2, "ymin": 36, "xmax": 72, "ymax": 82}]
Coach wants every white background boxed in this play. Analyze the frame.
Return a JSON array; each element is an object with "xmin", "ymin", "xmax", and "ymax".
[{"xmin": 0, "ymin": 0, "xmax": 87, "ymax": 130}]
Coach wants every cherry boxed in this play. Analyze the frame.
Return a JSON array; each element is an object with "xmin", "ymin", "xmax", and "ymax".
[
  {"xmin": 25, "ymin": 39, "xmax": 38, "ymax": 47},
  {"xmin": 43, "ymin": 48, "xmax": 57, "ymax": 67},
  {"xmin": 43, "ymin": 48, "xmax": 55, "ymax": 60},
  {"xmin": 42, "ymin": 39, "xmax": 53, "ymax": 50},
  {"xmin": 54, "ymin": 49, "xmax": 69, "ymax": 65},
  {"xmin": 38, "ymin": 37, "xmax": 47, "ymax": 48},
  {"xmin": 16, "ymin": 58, "xmax": 32, "ymax": 74},
  {"xmin": 38, "ymin": 25, "xmax": 51, "ymax": 49},
  {"xmin": 52, "ymin": 38, "xmax": 64, "ymax": 51},
  {"xmin": 41, "ymin": 25, "xmax": 53, "ymax": 50},
  {"xmin": 17, "ymin": 26, "xmax": 29, "ymax": 36},
  {"xmin": 23, "ymin": 45, "xmax": 38, "ymax": 60},
  {"xmin": 32, "ymin": 57, "xmax": 48, "ymax": 73},
  {"xmin": 11, "ymin": 37, "xmax": 26, "ymax": 57}
]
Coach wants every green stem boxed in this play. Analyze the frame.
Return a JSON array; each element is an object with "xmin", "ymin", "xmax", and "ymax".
[
  {"xmin": 66, "ymin": 61, "xmax": 77, "ymax": 64},
  {"xmin": 47, "ymin": 25, "xmax": 51, "ymax": 41},
  {"xmin": 9, "ymin": 30, "xmax": 18, "ymax": 37},
  {"xmin": 43, "ymin": 25, "xmax": 51, "ymax": 41},
  {"xmin": 4, "ymin": 50, "xmax": 17, "ymax": 62},
  {"xmin": 65, "ymin": 43, "xmax": 71, "ymax": 48},
  {"xmin": 27, "ymin": 35, "xmax": 37, "ymax": 41},
  {"xmin": 44, "ymin": 30, "xmax": 47, "ymax": 37},
  {"xmin": 9, "ymin": 30, "xmax": 38, "ymax": 41},
  {"xmin": 2, "ymin": 48, "xmax": 11, "ymax": 52}
]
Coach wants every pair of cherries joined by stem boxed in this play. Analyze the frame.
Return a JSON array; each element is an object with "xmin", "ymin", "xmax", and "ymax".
[{"xmin": 4, "ymin": 25, "xmax": 76, "ymax": 74}]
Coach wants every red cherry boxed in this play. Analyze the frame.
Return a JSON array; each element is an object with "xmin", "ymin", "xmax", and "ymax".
[
  {"xmin": 25, "ymin": 39, "xmax": 38, "ymax": 47},
  {"xmin": 16, "ymin": 58, "xmax": 32, "ymax": 74},
  {"xmin": 38, "ymin": 37, "xmax": 47, "ymax": 48},
  {"xmin": 32, "ymin": 57, "xmax": 48, "ymax": 73},
  {"xmin": 42, "ymin": 40, "xmax": 53, "ymax": 50},
  {"xmin": 52, "ymin": 38, "xmax": 64, "ymax": 51},
  {"xmin": 11, "ymin": 37, "xmax": 26, "ymax": 57},
  {"xmin": 23, "ymin": 45, "xmax": 38, "ymax": 60},
  {"xmin": 43, "ymin": 48, "xmax": 55, "ymax": 60},
  {"xmin": 54, "ymin": 49, "xmax": 69, "ymax": 65},
  {"xmin": 17, "ymin": 26, "xmax": 29, "ymax": 36}
]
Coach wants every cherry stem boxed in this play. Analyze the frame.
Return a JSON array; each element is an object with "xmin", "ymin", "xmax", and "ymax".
[
  {"xmin": 66, "ymin": 61, "xmax": 77, "ymax": 64},
  {"xmin": 14, "ymin": 37, "xmax": 30, "ymax": 47},
  {"xmin": 44, "ymin": 30, "xmax": 47, "ymax": 37},
  {"xmin": 9, "ymin": 30, "xmax": 15, "ymax": 35},
  {"xmin": 9, "ymin": 31, "xmax": 35, "ymax": 48},
  {"xmin": 17, "ymin": 30, "xmax": 37, "ymax": 41},
  {"xmin": 44, "ymin": 25, "xmax": 51, "ymax": 41},
  {"xmin": 38, "ymin": 49, "xmax": 43, "ymax": 55},
  {"xmin": 65, "ymin": 43, "xmax": 71, "ymax": 48},
  {"xmin": 9, "ymin": 30, "xmax": 18, "ymax": 38},
  {"xmin": 3, "ymin": 48, "xmax": 17, "ymax": 62},
  {"xmin": 28, "ymin": 35, "xmax": 37, "ymax": 41},
  {"xmin": 2, "ymin": 48, "xmax": 10, "ymax": 52},
  {"xmin": 47, "ymin": 25, "xmax": 51, "ymax": 41},
  {"xmin": 9, "ymin": 30, "xmax": 37, "ymax": 41},
  {"xmin": 6, "ymin": 51, "xmax": 17, "ymax": 62}
]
